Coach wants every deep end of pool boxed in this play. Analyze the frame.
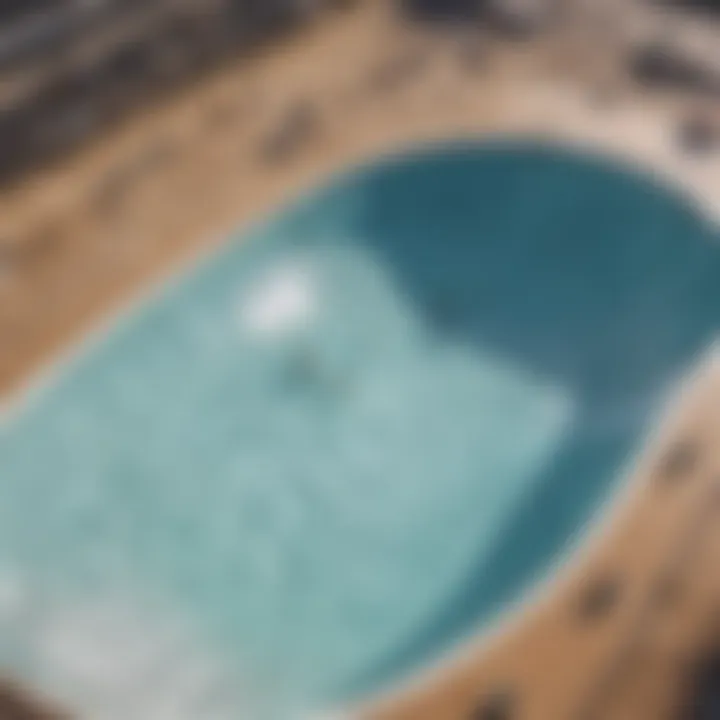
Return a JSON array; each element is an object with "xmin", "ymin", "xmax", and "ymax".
[{"xmin": 0, "ymin": 141, "xmax": 719, "ymax": 718}]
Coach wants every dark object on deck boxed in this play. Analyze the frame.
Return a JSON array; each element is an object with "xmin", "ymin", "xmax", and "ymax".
[
  {"xmin": 367, "ymin": 49, "xmax": 429, "ymax": 95},
  {"xmin": 399, "ymin": 0, "xmax": 483, "ymax": 22},
  {"xmin": 678, "ymin": 649, "xmax": 720, "ymax": 719},
  {"xmin": 678, "ymin": 114, "xmax": 720, "ymax": 155},
  {"xmin": 400, "ymin": 0, "xmax": 555, "ymax": 35},
  {"xmin": 577, "ymin": 576, "xmax": 621, "ymax": 620},
  {"xmin": 0, "ymin": 680, "xmax": 67, "ymax": 719},
  {"xmin": 660, "ymin": 441, "xmax": 699, "ymax": 483},
  {"xmin": 630, "ymin": 43, "xmax": 720, "ymax": 95},
  {"xmin": 659, "ymin": 0, "xmax": 720, "ymax": 13},
  {"xmin": 482, "ymin": 0, "xmax": 556, "ymax": 39},
  {"xmin": 0, "ymin": 0, "xmax": 59, "ymax": 24},
  {"xmin": 260, "ymin": 100, "xmax": 319, "ymax": 163},
  {"xmin": 472, "ymin": 688, "xmax": 514, "ymax": 720}
]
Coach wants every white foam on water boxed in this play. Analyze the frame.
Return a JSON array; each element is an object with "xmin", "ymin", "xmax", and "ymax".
[
  {"xmin": 0, "ymin": 569, "xmax": 286, "ymax": 720},
  {"xmin": 239, "ymin": 262, "xmax": 317, "ymax": 341}
]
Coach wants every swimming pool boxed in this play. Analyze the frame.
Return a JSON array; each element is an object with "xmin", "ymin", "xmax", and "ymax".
[{"xmin": 0, "ymin": 142, "xmax": 719, "ymax": 719}]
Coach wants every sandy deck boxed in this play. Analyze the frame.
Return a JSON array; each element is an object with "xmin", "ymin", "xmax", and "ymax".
[{"xmin": 0, "ymin": 2, "xmax": 720, "ymax": 718}]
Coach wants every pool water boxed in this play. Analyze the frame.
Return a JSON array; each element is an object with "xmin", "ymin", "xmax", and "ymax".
[{"xmin": 0, "ymin": 143, "xmax": 719, "ymax": 718}]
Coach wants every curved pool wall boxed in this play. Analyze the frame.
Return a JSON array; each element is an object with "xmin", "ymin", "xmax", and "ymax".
[{"xmin": 0, "ymin": 141, "xmax": 719, "ymax": 717}]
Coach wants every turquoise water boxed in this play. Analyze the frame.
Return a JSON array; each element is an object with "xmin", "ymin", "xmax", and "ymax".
[{"xmin": 0, "ymin": 142, "xmax": 719, "ymax": 717}]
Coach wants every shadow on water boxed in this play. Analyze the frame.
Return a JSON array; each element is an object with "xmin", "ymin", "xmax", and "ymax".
[{"xmin": 333, "ymin": 142, "xmax": 720, "ymax": 698}]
